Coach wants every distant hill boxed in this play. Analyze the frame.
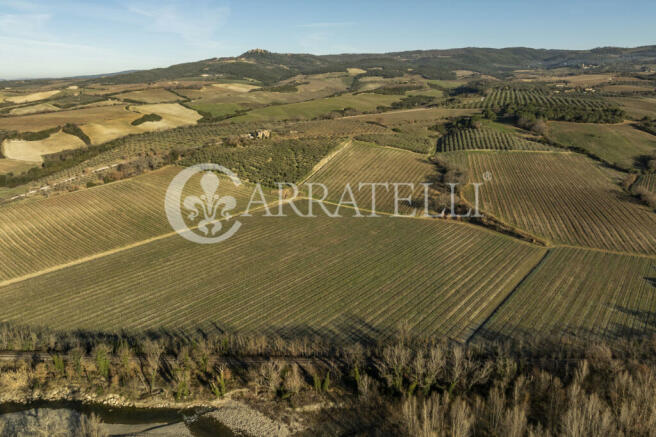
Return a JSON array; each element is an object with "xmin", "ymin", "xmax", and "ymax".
[{"xmin": 38, "ymin": 45, "xmax": 656, "ymax": 85}]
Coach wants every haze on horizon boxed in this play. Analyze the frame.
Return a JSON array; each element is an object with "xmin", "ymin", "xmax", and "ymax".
[{"xmin": 1, "ymin": 0, "xmax": 655, "ymax": 80}]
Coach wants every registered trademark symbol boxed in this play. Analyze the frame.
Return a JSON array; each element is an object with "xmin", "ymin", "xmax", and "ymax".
[{"xmin": 483, "ymin": 171, "xmax": 493, "ymax": 182}]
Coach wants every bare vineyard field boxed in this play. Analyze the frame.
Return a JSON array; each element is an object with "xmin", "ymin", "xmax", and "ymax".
[
  {"xmin": 0, "ymin": 205, "xmax": 546, "ymax": 341},
  {"xmin": 0, "ymin": 167, "xmax": 261, "ymax": 282},
  {"xmin": 437, "ymin": 128, "xmax": 555, "ymax": 152},
  {"xmin": 636, "ymin": 174, "xmax": 656, "ymax": 193},
  {"xmin": 304, "ymin": 141, "xmax": 438, "ymax": 214},
  {"xmin": 355, "ymin": 133, "xmax": 435, "ymax": 153},
  {"xmin": 473, "ymin": 247, "xmax": 656, "ymax": 343},
  {"xmin": 454, "ymin": 151, "xmax": 656, "ymax": 254}
]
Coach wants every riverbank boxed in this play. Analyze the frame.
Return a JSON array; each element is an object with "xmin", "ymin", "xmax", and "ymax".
[{"xmin": 0, "ymin": 388, "xmax": 294, "ymax": 436}]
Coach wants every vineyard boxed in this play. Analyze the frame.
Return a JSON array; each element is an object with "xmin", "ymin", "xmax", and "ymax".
[
  {"xmin": 473, "ymin": 247, "xmax": 656, "ymax": 343},
  {"xmin": 304, "ymin": 141, "xmax": 439, "ymax": 214},
  {"xmin": 0, "ymin": 206, "xmax": 546, "ymax": 341},
  {"xmin": 636, "ymin": 174, "xmax": 656, "ymax": 192},
  {"xmin": 0, "ymin": 167, "xmax": 262, "ymax": 282},
  {"xmin": 446, "ymin": 88, "xmax": 614, "ymax": 110},
  {"xmin": 437, "ymin": 128, "xmax": 555, "ymax": 152},
  {"xmin": 481, "ymin": 88, "xmax": 613, "ymax": 109},
  {"xmin": 455, "ymin": 151, "xmax": 656, "ymax": 254}
]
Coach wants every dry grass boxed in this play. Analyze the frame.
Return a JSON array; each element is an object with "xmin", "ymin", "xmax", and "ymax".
[
  {"xmin": 9, "ymin": 102, "xmax": 60, "ymax": 115},
  {"xmin": 0, "ymin": 158, "xmax": 37, "ymax": 175},
  {"xmin": 115, "ymin": 88, "xmax": 182, "ymax": 103},
  {"xmin": 0, "ymin": 105, "xmax": 139, "ymax": 132},
  {"xmin": 5, "ymin": 90, "xmax": 60, "ymax": 104},
  {"xmin": 2, "ymin": 130, "xmax": 86, "ymax": 162},
  {"xmin": 347, "ymin": 67, "xmax": 367, "ymax": 75},
  {"xmin": 78, "ymin": 103, "xmax": 201, "ymax": 144}
]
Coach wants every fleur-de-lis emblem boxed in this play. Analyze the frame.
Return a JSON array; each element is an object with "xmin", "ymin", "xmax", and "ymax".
[{"xmin": 183, "ymin": 172, "xmax": 236, "ymax": 236}]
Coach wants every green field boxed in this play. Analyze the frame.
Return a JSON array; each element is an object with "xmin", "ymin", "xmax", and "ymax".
[
  {"xmin": 548, "ymin": 121, "xmax": 656, "ymax": 169},
  {"xmin": 608, "ymin": 96, "xmax": 656, "ymax": 119},
  {"xmin": 230, "ymin": 93, "xmax": 401, "ymax": 122},
  {"xmin": 474, "ymin": 247, "xmax": 656, "ymax": 342},
  {"xmin": 187, "ymin": 102, "xmax": 245, "ymax": 118},
  {"xmin": 455, "ymin": 151, "xmax": 656, "ymax": 254},
  {"xmin": 0, "ymin": 205, "xmax": 545, "ymax": 341}
]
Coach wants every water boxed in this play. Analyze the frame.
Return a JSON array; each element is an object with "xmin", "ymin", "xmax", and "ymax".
[{"xmin": 0, "ymin": 401, "xmax": 236, "ymax": 436}]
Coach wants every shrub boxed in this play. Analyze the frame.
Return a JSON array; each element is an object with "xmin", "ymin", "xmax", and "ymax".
[
  {"xmin": 62, "ymin": 123, "xmax": 91, "ymax": 145},
  {"xmin": 131, "ymin": 113, "xmax": 162, "ymax": 126}
]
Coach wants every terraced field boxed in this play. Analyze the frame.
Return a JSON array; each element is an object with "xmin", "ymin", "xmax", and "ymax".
[
  {"xmin": 0, "ymin": 206, "xmax": 546, "ymax": 341},
  {"xmin": 473, "ymin": 248, "xmax": 656, "ymax": 342},
  {"xmin": 305, "ymin": 141, "xmax": 438, "ymax": 214},
  {"xmin": 0, "ymin": 167, "xmax": 260, "ymax": 282},
  {"xmin": 455, "ymin": 151, "xmax": 656, "ymax": 254},
  {"xmin": 437, "ymin": 128, "xmax": 554, "ymax": 152},
  {"xmin": 548, "ymin": 121, "xmax": 656, "ymax": 169}
]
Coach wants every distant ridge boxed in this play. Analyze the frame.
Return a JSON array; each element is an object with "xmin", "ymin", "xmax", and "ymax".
[{"xmin": 5, "ymin": 45, "xmax": 656, "ymax": 85}]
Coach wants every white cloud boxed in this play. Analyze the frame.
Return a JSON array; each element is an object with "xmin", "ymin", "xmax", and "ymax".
[
  {"xmin": 0, "ymin": 13, "xmax": 50, "ymax": 39},
  {"xmin": 127, "ymin": 1, "xmax": 229, "ymax": 46},
  {"xmin": 297, "ymin": 22, "xmax": 355, "ymax": 28}
]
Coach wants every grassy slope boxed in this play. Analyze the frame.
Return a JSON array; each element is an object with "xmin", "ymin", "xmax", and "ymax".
[
  {"xmin": 548, "ymin": 121, "xmax": 656, "ymax": 169},
  {"xmin": 229, "ymin": 94, "xmax": 400, "ymax": 123},
  {"xmin": 608, "ymin": 96, "xmax": 656, "ymax": 119}
]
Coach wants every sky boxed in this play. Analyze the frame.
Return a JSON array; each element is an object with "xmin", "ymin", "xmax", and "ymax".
[{"xmin": 1, "ymin": 0, "xmax": 655, "ymax": 79}]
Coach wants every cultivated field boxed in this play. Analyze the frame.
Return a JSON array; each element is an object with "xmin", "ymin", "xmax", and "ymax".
[
  {"xmin": 305, "ymin": 141, "xmax": 439, "ymax": 214},
  {"xmin": 1, "ymin": 130, "xmax": 85, "ymax": 162},
  {"xmin": 438, "ymin": 128, "xmax": 554, "ymax": 152},
  {"xmin": 548, "ymin": 121, "xmax": 656, "ymax": 169},
  {"xmin": 0, "ymin": 105, "xmax": 136, "ymax": 132},
  {"xmin": 474, "ymin": 247, "xmax": 656, "ymax": 342},
  {"xmin": 454, "ymin": 88, "xmax": 614, "ymax": 110},
  {"xmin": 8, "ymin": 103, "xmax": 60, "ymax": 115},
  {"xmin": 636, "ymin": 174, "xmax": 656, "ymax": 193},
  {"xmin": 455, "ymin": 151, "xmax": 656, "ymax": 254},
  {"xmin": 115, "ymin": 88, "xmax": 182, "ymax": 103},
  {"xmin": 0, "ymin": 205, "xmax": 545, "ymax": 341},
  {"xmin": 0, "ymin": 167, "xmax": 261, "ymax": 282}
]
